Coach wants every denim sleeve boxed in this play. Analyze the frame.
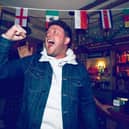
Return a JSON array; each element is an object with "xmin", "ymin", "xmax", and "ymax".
[
  {"xmin": 79, "ymin": 64, "xmax": 98, "ymax": 129},
  {"xmin": 0, "ymin": 36, "xmax": 23, "ymax": 79},
  {"xmin": 0, "ymin": 36, "xmax": 12, "ymax": 63}
]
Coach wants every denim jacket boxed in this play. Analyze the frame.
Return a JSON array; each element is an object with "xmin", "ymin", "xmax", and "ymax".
[{"xmin": 0, "ymin": 37, "xmax": 98, "ymax": 129}]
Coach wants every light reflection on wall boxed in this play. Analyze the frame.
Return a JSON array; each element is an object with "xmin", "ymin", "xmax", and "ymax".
[{"xmin": 96, "ymin": 60, "xmax": 106, "ymax": 73}]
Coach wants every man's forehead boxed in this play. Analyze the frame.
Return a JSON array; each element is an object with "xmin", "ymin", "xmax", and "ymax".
[{"xmin": 47, "ymin": 25, "xmax": 65, "ymax": 31}]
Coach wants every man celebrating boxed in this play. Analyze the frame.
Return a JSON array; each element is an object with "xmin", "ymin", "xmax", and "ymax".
[{"xmin": 0, "ymin": 20, "xmax": 98, "ymax": 129}]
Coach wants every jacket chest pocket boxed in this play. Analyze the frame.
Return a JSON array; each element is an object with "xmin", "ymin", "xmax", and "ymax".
[
  {"xmin": 25, "ymin": 68, "xmax": 52, "ymax": 93},
  {"xmin": 69, "ymin": 77, "xmax": 83, "ymax": 102}
]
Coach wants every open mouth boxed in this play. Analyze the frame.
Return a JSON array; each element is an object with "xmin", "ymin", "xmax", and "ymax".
[
  {"xmin": 47, "ymin": 39, "xmax": 55, "ymax": 44},
  {"xmin": 47, "ymin": 39, "xmax": 55, "ymax": 48}
]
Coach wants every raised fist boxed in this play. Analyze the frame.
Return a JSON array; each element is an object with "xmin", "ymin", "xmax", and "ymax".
[{"xmin": 3, "ymin": 24, "xmax": 27, "ymax": 41}]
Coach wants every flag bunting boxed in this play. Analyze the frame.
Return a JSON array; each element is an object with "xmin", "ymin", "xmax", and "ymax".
[
  {"xmin": 15, "ymin": 7, "xmax": 28, "ymax": 27},
  {"xmin": 100, "ymin": 9, "xmax": 112, "ymax": 30},
  {"xmin": 74, "ymin": 10, "xmax": 88, "ymax": 29},
  {"xmin": 122, "ymin": 9, "xmax": 129, "ymax": 28},
  {"xmin": 45, "ymin": 10, "xmax": 59, "ymax": 28}
]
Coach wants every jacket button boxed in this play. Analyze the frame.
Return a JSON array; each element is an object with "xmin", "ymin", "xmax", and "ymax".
[
  {"xmin": 63, "ymin": 111, "xmax": 68, "ymax": 114},
  {"xmin": 62, "ymin": 77, "xmax": 67, "ymax": 80},
  {"xmin": 63, "ymin": 93, "xmax": 67, "ymax": 97}
]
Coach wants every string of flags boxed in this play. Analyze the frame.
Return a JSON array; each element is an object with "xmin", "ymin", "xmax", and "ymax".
[
  {"xmin": 122, "ymin": 9, "xmax": 129, "ymax": 28},
  {"xmin": 45, "ymin": 10, "xmax": 59, "ymax": 28},
  {"xmin": 100, "ymin": 10, "xmax": 113, "ymax": 30},
  {"xmin": 1, "ymin": 6, "xmax": 129, "ymax": 29},
  {"xmin": 15, "ymin": 7, "xmax": 28, "ymax": 27},
  {"xmin": 74, "ymin": 10, "xmax": 88, "ymax": 29}
]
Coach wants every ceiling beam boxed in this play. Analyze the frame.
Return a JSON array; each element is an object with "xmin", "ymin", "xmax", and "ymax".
[{"xmin": 80, "ymin": 0, "xmax": 129, "ymax": 10}]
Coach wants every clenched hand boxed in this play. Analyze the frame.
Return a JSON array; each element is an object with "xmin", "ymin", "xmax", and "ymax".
[{"xmin": 3, "ymin": 24, "xmax": 27, "ymax": 41}]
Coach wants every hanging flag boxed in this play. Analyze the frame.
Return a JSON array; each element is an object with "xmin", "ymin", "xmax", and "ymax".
[
  {"xmin": 45, "ymin": 10, "xmax": 59, "ymax": 28},
  {"xmin": 74, "ymin": 10, "xmax": 88, "ymax": 29},
  {"xmin": 122, "ymin": 9, "xmax": 129, "ymax": 28},
  {"xmin": 100, "ymin": 9, "xmax": 112, "ymax": 29},
  {"xmin": 15, "ymin": 7, "xmax": 28, "ymax": 27}
]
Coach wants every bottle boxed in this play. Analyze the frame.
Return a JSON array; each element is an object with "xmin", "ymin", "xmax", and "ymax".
[{"xmin": 121, "ymin": 51, "xmax": 127, "ymax": 63}]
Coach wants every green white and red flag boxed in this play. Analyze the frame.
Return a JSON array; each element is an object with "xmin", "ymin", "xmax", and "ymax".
[{"xmin": 45, "ymin": 10, "xmax": 59, "ymax": 28}]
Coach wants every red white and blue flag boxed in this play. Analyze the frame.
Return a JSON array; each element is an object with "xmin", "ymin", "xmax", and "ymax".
[
  {"xmin": 15, "ymin": 7, "xmax": 28, "ymax": 27},
  {"xmin": 74, "ymin": 10, "xmax": 88, "ymax": 29},
  {"xmin": 100, "ymin": 9, "xmax": 112, "ymax": 29}
]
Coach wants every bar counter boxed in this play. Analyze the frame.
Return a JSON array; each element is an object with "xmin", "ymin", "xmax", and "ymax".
[{"xmin": 108, "ymin": 106, "xmax": 129, "ymax": 129}]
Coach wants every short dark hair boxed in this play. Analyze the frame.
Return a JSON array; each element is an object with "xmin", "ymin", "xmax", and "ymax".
[{"xmin": 48, "ymin": 20, "xmax": 72, "ymax": 48}]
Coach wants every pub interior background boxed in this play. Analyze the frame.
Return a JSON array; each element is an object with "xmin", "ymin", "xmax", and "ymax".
[{"xmin": 0, "ymin": 0, "xmax": 129, "ymax": 129}]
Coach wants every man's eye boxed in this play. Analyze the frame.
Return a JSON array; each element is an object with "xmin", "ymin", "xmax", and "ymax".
[{"xmin": 54, "ymin": 30, "xmax": 57, "ymax": 34}]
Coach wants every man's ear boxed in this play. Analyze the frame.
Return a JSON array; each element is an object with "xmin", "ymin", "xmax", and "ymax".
[{"xmin": 64, "ymin": 37, "xmax": 70, "ymax": 45}]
